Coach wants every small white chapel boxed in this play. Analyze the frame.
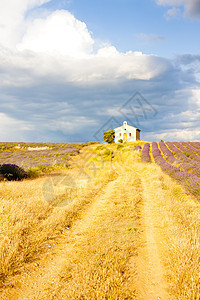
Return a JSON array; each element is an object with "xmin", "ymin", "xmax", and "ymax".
[{"xmin": 114, "ymin": 121, "xmax": 141, "ymax": 143}]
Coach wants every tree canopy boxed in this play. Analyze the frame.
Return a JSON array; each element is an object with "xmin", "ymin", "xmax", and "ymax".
[{"xmin": 103, "ymin": 130, "xmax": 115, "ymax": 144}]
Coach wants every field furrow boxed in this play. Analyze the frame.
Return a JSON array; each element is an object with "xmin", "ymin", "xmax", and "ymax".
[{"xmin": 0, "ymin": 142, "xmax": 199, "ymax": 299}]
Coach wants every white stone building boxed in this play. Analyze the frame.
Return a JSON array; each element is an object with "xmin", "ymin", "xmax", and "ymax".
[{"xmin": 114, "ymin": 121, "xmax": 141, "ymax": 143}]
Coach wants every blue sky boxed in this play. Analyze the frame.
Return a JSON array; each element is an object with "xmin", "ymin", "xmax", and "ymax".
[
  {"xmin": 0, "ymin": 0, "xmax": 200, "ymax": 142},
  {"xmin": 37, "ymin": 0, "xmax": 200, "ymax": 57}
]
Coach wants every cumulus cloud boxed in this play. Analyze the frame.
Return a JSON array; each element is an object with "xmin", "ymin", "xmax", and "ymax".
[
  {"xmin": 18, "ymin": 10, "xmax": 94, "ymax": 57},
  {"xmin": 0, "ymin": 0, "xmax": 199, "ymax": 142},
  {"xmin": 0, "ymin": 0, "xmax": 51, "ymax": 48},
  {"xmin": 147, "ymin": 128, "xmax": 200, "ymax": 142},
  {"xmin": 0, "ymin": 46, "xmax": 171, "ymax": 86},
  {"xmin": 156, "ymin": 0, "xmax": 200, "ymax": 19},
  {"xmin": 0, "ymin": 3, "xmax": 171, "ymax": 85}
]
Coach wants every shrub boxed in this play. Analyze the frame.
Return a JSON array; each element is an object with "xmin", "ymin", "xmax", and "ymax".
[
  {"xmin": 0, "ymin": 164, "xmax": 28, "ymax": 181},
  {"xmin": 118, "ymin": 139, "xmax": 123, "ymax": 143},
  {"xmin": 96, "ymin": 145, "xmax": 105, "ymax": 151},
  {"xmin": 103, "ymin": 148, "xmax": 111, "ymax": 157},
  {"xmin": 117, "ymin": 144, "xmax": 124, "ymax": 150},
  {"xmin": 103, "ymin": 130, "xmax": 115, "ymax": 144}
]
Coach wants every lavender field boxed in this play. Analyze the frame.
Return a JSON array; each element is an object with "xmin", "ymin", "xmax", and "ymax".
[
  {"xmin": 141, "ymin": 142, "xmax": 151, "ymax": 163},
  {"xmin": 0, "ymin": 142, "xmax": 87, "ymax": 171},
  {"xmin": 0, "ymin": 141, "xmax": 200, "ymax": 299},
  {"xmin": 141, "ymin": 141, "xmax": 200, "ymax": 198}
]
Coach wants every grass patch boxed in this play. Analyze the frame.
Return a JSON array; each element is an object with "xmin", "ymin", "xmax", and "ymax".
[
  {"xmin": 54, "ymin": 170, "xmax": 142, "ymax": 299},
  {"xmin": 0, "ymin": 149, "xmax": 117, "ymax": 285},
  {"xmin": 143, "ymin": 164, "xmax": 200, "ymax": 299}
]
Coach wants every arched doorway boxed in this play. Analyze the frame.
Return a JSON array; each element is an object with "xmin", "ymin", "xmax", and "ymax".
[{"xmin": 123, "ymin": 133, "xmax": 127, "ymax": 142}]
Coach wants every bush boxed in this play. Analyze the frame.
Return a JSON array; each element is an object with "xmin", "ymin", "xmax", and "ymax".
[
  {"xmin": 96, "ymin": 145, "xmax": 105, "ymax": 151},
  {"xmin": 103, "ymin": 130, "xmax": 115, "ymax": 144},
  {"xmin": 103, "ymin": 148, "xmax": 111, "ymax": 157},
  {"xmin": 0, "ymin": 164, "xmax": 28, "ymax": 181},
  {"xmin": 117, "ymin": 144, "xmax": 124, "ymax": 150},
  {"xmin": 118, "ymin": 139, "xmax": 123, "ymax": 143}
]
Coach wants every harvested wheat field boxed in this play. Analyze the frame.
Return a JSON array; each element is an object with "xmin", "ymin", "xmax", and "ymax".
[{"xmin": 0, "ymin": 142, "xmax": 200, "ymax": 299}]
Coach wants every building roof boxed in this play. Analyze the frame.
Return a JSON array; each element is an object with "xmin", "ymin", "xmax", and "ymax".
[{"xmin": 114, "ymin": 121, "xmax": 141, "ymax": 131}]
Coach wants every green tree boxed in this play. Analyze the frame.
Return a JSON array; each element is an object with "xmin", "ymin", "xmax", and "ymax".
[{"xmin": 103, "ymin": 130, "xmax": 115, "ymax": 144}]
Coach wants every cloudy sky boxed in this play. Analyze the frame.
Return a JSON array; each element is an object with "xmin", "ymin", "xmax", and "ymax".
[{"xmin": 0, "ymin": 0, "xmax": 200, "ymax": 142}]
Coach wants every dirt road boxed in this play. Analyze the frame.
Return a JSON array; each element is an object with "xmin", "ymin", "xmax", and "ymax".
[
  {"xmin": 0, "ymin": 149, "xmax": 172, "ymax": 299},
  {"xmin": 135, "ymin": 166, "xmax": 170, "ymax": 300}
]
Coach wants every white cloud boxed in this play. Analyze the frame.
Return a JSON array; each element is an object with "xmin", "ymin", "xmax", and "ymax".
[
  {"xmin": 0, "ymin": 0, "xmax": 199, "ymax": 142},
  {"xmin": 165, "ymin": 7, "xmax": 181, "ymax": 19},
  {"xmin": 18, "ymin": 10, "xmax": 94, "ymax": 57},
  {"xmin": 0, "ymin": 113, "xmax": 34, "ymax": 141},
  {"xmin": 0, "ymin": 46, "xmax": 171, "ymax": 86},
  {"xmin": 146, "ymin": 128, "xmax": 200, "ymax": 141},
  {"xmin": 47, "ymin": 116, "xmax": 97, "ymax": 134},
  {"xmin": 0, "ymin": 0, "xmax": 50, "ymax": 48},
  {"xmin": 0, "ymin": 113, "xmax": 32, "ymax": 130},
  {"xmin": 190, "ymin": 89, "xmax": 200, "ymax": 106},
  {"xmin": 0, "ymin": 2, "xmax": 171, "ymax": 85}
]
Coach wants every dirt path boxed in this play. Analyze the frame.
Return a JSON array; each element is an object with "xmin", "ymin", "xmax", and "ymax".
[
  {"xmin": 0, "ymin": 151, "xmax": 171, "ymax": 299},
  {"xmin": 0, "ymin": 176, "xmax": 120, "ymax": 300},
  {"xmin": 134, "ymin": 166, "xmax": 170, "ymax": 300}
]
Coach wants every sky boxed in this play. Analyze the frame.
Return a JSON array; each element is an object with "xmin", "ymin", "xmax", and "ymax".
[{"xmin": 0, "ymin": 0, "xmax": 200, "ymax": 142}]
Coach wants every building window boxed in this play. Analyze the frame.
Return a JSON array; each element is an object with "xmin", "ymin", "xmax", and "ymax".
[
  {"xmin": 119, "ymin": 133, "xmax": 121, "ymax": 137},
  {"xmin": 129, "ymin": 133, "xmax": 131, "ymax": 137}
]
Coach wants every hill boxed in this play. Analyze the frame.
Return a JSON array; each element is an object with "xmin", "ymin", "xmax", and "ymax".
[{"xmin": 0, "ymin": 142, "xmax": 199, "ymax": 299}]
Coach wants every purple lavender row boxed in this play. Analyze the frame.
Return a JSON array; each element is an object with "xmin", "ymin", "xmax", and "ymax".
[
  {"xmin": 173, "ymin": 142, "xmax": 195, "ymax": 157},
  {"xmin": 166, "ymin": 142, "xmax": 200, "ymax": 168},
  {"xmin": 152, "ymin": 142, "xmax": 200, "ymax": 198},
  {"xmin": 173, "ymin": 142, "xmax": 200, "ymax": 165},
  {"xmin": 158, "ymin": 141, "xmax": 196, "ymax": 174},
  {"xmin": 0, "ymin": 144, "xmax": 81, "ymax": 170},
  {"xmin": 189, "ymin": 142, "xmax": 200, "ymax": 150},
  {"xmin": 159, "ymin": 142, "xmax": 179, "ymax": 164},
  {"xmin": 166, "ymin": 142, "xmax": 189, "ymax": 160},
  {"xmin": 181, "ymin": 142, "xmax": 200, "ymax": 161},
  {"xmin": 153, "ymin": 142, "xmax": 184, "ymax": 174},
  {"xmin": 182, "ymin": 141, "xmax": 200, "ymax": 154},
  {"xmin": 141, "ymin": 143, "xmax": 151, "ymax": 163},
  {"xmin": 166, "ymin": 142, "xmax": 200, "ymax": 176},
  {"xmin": 158, "ymin": 142, "xmax": 200, "ymax": 176},
  {"xmin": 173, "ymin": 142, "xmax": 200, "ymax": 162}
]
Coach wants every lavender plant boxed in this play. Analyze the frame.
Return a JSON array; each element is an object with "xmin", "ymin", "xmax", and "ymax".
[
  {"xmin": 160, "ymin": 142, "xmax": 200, "ymax": 177},
  {"xmin": 166, "ymin": 142, "xmax": 200, "ymax": 167},
  {"xmin": 152, "ymin": 142, "xmax": 200, "ymax": 198},
  {"xmin": 0, "ymin": 143, "xmax": 82, "ymax": 170},
  {"xmin": 141, "ymin": 143, "xmax": 151, "ymax": 163}
]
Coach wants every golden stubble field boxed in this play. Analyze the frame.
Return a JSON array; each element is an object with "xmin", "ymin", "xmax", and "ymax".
[{"xmin": 0, "ymin": 142, "xmax": 200, "ymax": 299}]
